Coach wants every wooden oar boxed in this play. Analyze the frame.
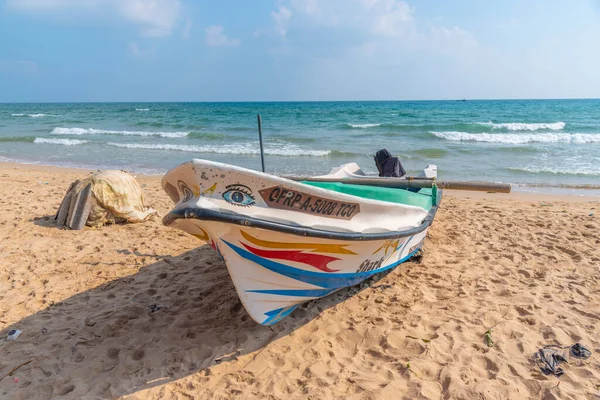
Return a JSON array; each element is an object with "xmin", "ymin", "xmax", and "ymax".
[{"xmin": 286, "ymin": 176, "xmax": 511, "ymax": 193}]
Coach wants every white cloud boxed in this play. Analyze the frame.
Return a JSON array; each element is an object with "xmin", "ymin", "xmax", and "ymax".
[
  {"xmin": 6, "ymin": 0, "xmax": 182, "ymax": 37},
  {"xmin": 367, "ymin": 0, "xmax": 414, "ymax": 37},
  {"xmin": 290, "ymin": 0, "xmax": 319, "ymax": 14},
  {"xmin": 258, "ymin": 0, "xmax": 482, "ymax": 101},
  {"xmin": 267, "ymin": 0, "xmax": 416, "ymax": 39},
  {"xmin": 265, "ymin": 0, "xmax": 476, "ymax": 57},
  {"xmin": 205, "ymin": 25, "xmax": 240, "ymax": 47},
  {"xmin": 118, "ymin": 0, "xmax": 181, "ymax": 37},
  {"xmin": 271, "ymin": 5, "xmax": 292, "ymax": 36}
]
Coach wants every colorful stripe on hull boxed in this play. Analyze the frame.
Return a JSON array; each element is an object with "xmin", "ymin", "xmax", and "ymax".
[{"xmin": 223, "ymin": 237, "xmax": 424, "ymax": 324}]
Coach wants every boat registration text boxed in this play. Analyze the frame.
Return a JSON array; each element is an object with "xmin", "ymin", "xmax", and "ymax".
[{"xmin": 259, "ymin": 185, "xmax": 361, "ymax": 220}]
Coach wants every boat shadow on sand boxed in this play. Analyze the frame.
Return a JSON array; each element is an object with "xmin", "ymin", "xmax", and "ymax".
[{"xmin": 0, "ymin": 241, "xmax": 405, "ymax": 399}]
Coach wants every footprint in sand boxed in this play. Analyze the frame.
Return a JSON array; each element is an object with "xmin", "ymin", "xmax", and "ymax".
[
  {"xmin": 107, "ymin": 348, "xmax": 120, "ymax": 359},
  {"xmin": 514, "ymin": 306, "xmax": 533, "ymax": 316},
  {"xmin": 56, "ymin": 384, "xmax": 76, "ymax": 396},
  {"xmin": 132, "ymin": 348, "xmax": 145, "ymax": 361}
]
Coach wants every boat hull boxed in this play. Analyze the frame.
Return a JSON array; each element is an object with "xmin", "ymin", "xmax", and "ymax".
[{"xmin": 164, "ymin": 217, "xmax": 429, "ymax": 325}]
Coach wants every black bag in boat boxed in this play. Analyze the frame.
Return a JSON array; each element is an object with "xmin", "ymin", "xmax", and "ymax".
[{"xmin": 374, "ymin": 149, "xmax": 406, "ymax": 178}]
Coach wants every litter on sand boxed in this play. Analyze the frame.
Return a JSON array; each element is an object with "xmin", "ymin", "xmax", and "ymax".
[
  {"xmin": 484, "ymin": 329, "xmax": 494, "ymax": 347},
  {"xmin": 7, "ymin": 330, "xmax": 22, "ymax": 341},
  {"xmin": 148, "ymin": 304, "xmax": 166, "ymax": 314},
  {"xmin": 570, "ymin": 343, "xmax": 592, "ymax": 359},
  {"xmin": 535, "ymin": 343, "xmax": 592, "ymax": 377}
]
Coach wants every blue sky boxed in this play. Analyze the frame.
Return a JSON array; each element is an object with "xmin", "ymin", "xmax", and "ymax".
[{"xmin": 1, "ymin": 0, "xmax": 599, "ymax": 102}]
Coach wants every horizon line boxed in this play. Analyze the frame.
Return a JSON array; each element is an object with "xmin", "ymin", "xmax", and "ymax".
[{"xmin": 1, "ymin": 97, "xmax": 600, "ymax": 104}]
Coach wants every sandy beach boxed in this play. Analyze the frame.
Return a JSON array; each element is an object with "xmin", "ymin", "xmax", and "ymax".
[{"xmin": 0, "ymin": 162, "xmax": 599, "ymax": 399}]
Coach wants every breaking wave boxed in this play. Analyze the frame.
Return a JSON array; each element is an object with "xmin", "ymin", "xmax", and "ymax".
[
  {"xmin": 135, "ymin": 108, "xmax": 150, "ymax": 111},
  {"xmin": 344, "ymin": 123, "xmax": 382, "ymax": 129},
  {"xmin": 430, "ymin": 131, "xmax": 600, "ymax": 144},
  {"xmin": 268, "ymin": 136, "xmax": 317, "ymax": 144},
  {"xmin": 34, "ymin": 138, "xmax": 88, "ymax": 146},
  {"xmin": 106, "ymin": 142, "xmax": 331, "ymax": 156},
  {"xmin": 12, "ymin": 113, "xmax": 56, "ymax": 117},
  {"xmin": 341, "ymin": 121, "xmax": 566, "ymax": 133},
  {"xmin": 477, "ymin": 121, "xmax": 565, "ymax": 131},
  {"xmin": 508, "ymin": 167, "xmax": 600, "ymax": 177},
  {"xmin": 51, "ymin": 127, "xmax": 188, "ymax": 138}
]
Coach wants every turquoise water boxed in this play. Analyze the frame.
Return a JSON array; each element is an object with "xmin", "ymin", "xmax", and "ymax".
[{"xmin": 1, "ymin": 100, "xmax": 599, "ymax": 194}]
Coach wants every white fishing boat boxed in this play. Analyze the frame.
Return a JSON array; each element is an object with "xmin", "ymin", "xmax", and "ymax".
[{"xmin": 162, "ymin": 159, "xmax": 442, "ymax": 325}]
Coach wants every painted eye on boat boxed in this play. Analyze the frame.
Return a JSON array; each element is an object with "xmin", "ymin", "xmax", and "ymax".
[
  {"xmin": 223, "ymin": 184, "xmax": 255, "ymax": 207},
  {"xmin": 177, "ymin": 180, "xmax": 194, "ymax": 202}
]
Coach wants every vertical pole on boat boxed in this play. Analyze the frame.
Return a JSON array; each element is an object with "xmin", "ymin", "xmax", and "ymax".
[{"xmin": 257, "ymin": 114, "xmax": 265, "ymax": 172}]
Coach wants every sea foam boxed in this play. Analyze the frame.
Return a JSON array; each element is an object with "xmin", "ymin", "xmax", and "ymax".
[
  {"xmin": 345, "ymin": 123, "xmax": 382, "ymax": 128},
  {"xmin": 431, "ymin": 131, "xmax": 600, "ymax": 144},
  {"xmin": 51, "ymin": 127, "xmax": 188, "ymax": 138},
  {"xmin": 106, "ymin": 142, "xmax": 331, "ymax": 156},
  {"xmin": 477, "ymin": 121, "xmax": 565, "ymax": 131},
  {"xmin": 34, "ymin": 138, "xmax": 88, "ymax": 146},
  {"xmin": 509, "ymin": 166, "xmax": 600, "ymax": 176},
  {"xmin": 12, "ymin": 113, "xmax": 55, "ymax": 117}
]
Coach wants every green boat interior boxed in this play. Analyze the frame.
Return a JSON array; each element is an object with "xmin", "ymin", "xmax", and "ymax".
[{"xmin": 301, "ymin": 181, "xmax": 436, "ymax": 211}]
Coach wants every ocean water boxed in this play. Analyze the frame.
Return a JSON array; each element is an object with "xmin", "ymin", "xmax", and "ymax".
[{"xmin": 1, "ymin": 100, "xmax": 599, "ymax": 195}]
